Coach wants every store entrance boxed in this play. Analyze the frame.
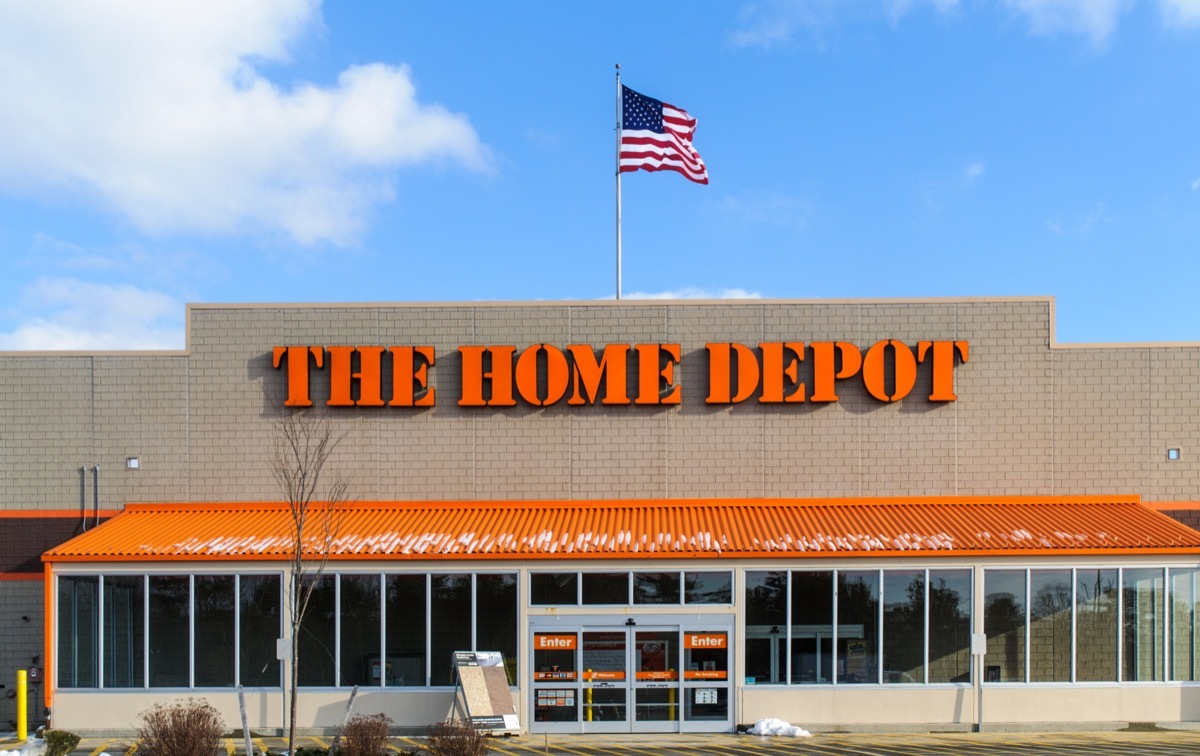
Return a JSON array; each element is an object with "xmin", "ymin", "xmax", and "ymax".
[{"xmin": 530, "ymin": 619, "xmax": 732, "ymax": 733}]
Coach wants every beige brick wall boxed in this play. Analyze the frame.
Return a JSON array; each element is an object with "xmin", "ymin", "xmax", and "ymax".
[{"xmin": 2, "ymin": 297, "xmax": 1199, "ymax": 510}]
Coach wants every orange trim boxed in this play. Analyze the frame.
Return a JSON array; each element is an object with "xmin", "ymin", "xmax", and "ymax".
[
  {"xmin": 120, "ymin": 494, "xmax": 1145, "ymax": 511},
  {"xmin": 44, "ymin": 562, "xmax": 53, "ymax": 714},
  {"xmin": 0, "ymin": 510, "xmax": 121, "ymax": 519},
  {"xmin": 0, "ymin": 573, "xmax": 45, "ymax": 581},
  {"xmin": 40, "ymin": 496, "xmax": 1200, "ymax": 563},
  {"xmin": 1146, "ymin": 502, "xmax": 1200, "ymax": 512}
]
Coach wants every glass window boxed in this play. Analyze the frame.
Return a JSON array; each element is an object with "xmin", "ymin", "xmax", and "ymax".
[
  {"xmin": 1076, "ymin": 568, "xmax": 1118, "ymax": 682},
  {"xmin": 745, "ymin": 571, "xmax": 786, "ymax": 684},
  {"xmin": 684, "ymin": 630, "xmax": 728, "ymax": 683},
  {"xmin": 1029, "ymin": 570, "xmax": 1072, "ymax": 682},
  {"xmin": 1124, "ymin": 567, "xmax": 1164, "ymax": 681},
  {"xmin": 984, "ymin": 570, "xmax": 1026, "ymax": 682},
  {"xmin": 633, "ymin": 572, "xmax": 680, "ymax": 604},
  {"xmin": 883, "ymin": 570, "xmax": 924, "ymax": 684},
  {"xmin": 298, "ymin": 575, "xmax": 336, "ymax": 686},
  {"xmin": 791, "ymin": 571, "xmax": 833, "ymax": 684},
  {"xmin": 103, "ymin": 575, "xmax": 144, "ymax": 688},
  {"xmin": 588, "ymin": 688, "xmax": 625, "ymax": 722},
  {"xmin": 430, "ymin": 574, "xmax": 472, "ymax": 686},
  {"xmin": 194, "ymin": 575, "xmax": 235, "ymax": 687},
  {"xmin": 239, "ymin": 574, "xmax": 281, "ymax": 687},
  {"xmin": 837, "ymin": 571, "xmax": 879, "ymax": 684},
  {"xmin": 684, "ymin": 687, "xmax": 728, "ymax": 721},
  {"xmin": 58, "ymin": 576, "xmax": 99, "ymax": 688},
  {"xmin": 1172, "ymin": 568, "xmax": 1200, "ymax": 681},
  {"xmin": 476, "ymin": 574, "xmax": 518, "ymax": 684},
  {"xmin": 534, "ymin": 633, "xmax": 577, "ymax": 683},
  {"xmin": 149, "ymin": 576, "xmax": 190, "ymax": 687},
  {"xmin": 582, "ymin": 572, "xmax": 628, "ymax": 604},
  {"xmin": 685, "ymin": 572, "xmax": 732, "ymax": 604},
  {"xmin": 339, "ymin": 574, "xmax": 381, "ymax": 687},
  {"xmin": 531, "ymin": 573, "xmax": 577, "ymax": 605},
  {"xmin": 385, "ymin": 574, "xmax": 426, "ymax": 687},
  {"xmin": 927, "ymin": 570, "xmax": 971, "ymax": 683}
]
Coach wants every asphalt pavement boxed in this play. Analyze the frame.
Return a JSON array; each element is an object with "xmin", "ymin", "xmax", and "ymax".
[{"xmin": 2, "ymin": 730, "xmax": 1199, "ymax": 755}]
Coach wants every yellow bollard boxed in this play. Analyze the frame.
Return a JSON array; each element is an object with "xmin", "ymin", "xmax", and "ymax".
[
  {"xmin": 16, "ymin": 669, "xmax": 27, "ymax": 741},
  {"xmin": 668, "ymin": 669, "xmax": 675, "ymax": 721},
  {"xmin": 585, "ymin": 670, "xmax": 593, "ymax": 721}
]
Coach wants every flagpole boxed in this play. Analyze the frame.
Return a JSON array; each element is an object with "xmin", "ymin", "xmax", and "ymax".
[{"xmin": 615, "ymin": 63, "xmax": 623, "ymax": 301}]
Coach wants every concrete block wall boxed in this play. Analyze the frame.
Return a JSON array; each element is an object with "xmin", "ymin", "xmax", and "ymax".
[{"xmin": 2, "ymin": 298, "xmax": 1199, "ymax": 512}]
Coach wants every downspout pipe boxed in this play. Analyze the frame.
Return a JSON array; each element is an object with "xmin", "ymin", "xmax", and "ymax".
[{"xmin": 92, "ymin": 464, "xmax": 100, "ymax": 528}]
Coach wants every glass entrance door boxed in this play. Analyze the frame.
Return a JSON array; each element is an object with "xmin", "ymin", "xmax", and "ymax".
[
  {"xmin": 531, "ymin": 622, "xmax": 732, "ymax": 733},
  {"xmin": 580, "ymin": 630, "xmax": 628, "ymax": 732},
  {"xmin": 629, "ymin": 628, "xmax": 679, "ymax": 732}
]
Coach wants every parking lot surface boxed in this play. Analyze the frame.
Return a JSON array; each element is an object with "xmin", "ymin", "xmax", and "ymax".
[{"xmin": 2, "ymin": 730, "xmax": 1199, "ymax": 755}]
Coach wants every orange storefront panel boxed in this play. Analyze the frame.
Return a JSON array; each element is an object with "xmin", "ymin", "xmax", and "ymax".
[{"xmin": 41, "ymin": 495, "xmax": 1200, "ymax": 563}]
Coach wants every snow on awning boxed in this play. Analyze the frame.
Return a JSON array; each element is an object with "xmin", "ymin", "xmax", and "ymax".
[{"xmin": 41, "ymin": 495, "xmax": 1200, "ymax": 563}]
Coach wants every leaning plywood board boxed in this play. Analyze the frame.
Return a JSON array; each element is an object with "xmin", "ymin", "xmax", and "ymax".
[{"xmin": 453, "ymin": 651, "xmax": 519, "ymax": 732}]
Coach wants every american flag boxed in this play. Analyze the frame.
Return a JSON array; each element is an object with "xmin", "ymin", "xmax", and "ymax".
[{"xmin": 619, "ymin": 85, "xmax": 709, "ymax": 185}]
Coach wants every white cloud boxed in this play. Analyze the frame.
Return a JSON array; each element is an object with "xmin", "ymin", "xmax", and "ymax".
[
  {"xmin": 730, "ymin": 0, "xmax": 960, "ymax": 48},
  {"xmin": 0, "ymin": 0, "xmax": 492, "ymax": 246},
  {"xmin": 732, "ymin": 0, "xmax": 1199, "ymax": 48},
  {"xmin": 1192, "ymin": 178, "xmax": 1200, "ymax": 191},
  {"xmin": 728, "ymin": 0, "xmax": 841, "ymax": 48},
  {"xmin": 0, "ymin": 278, "xmax": 184, "ymax": 351},
  {"xmin": 1161, "ymin": 0, "xmax": 1200, "ymax": 26},
  {"xmin": 965, "ymin": 161, "xmax": 986, "ymax": 182},
  {"xmin": 884, "ymin": 0, "xmax": 960, "ymax": 23},
  {"xmin": 623, "ymin": 288, "xmax": 764, "ymax": 300},
  {"xmin": 1001, "ymin": 0, "xmax": 1128, "ymax": 44}
]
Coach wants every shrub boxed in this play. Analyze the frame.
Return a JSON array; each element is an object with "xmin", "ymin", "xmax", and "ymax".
[
  {"xmin": 43, "ymin": 729, "xmax": 81, "ymax": 756},
  {"xmin": 136, "ymin": 697, "xmax": 225, "ymax": 756},
  {"xmin": 424, "ymin": 719, "xmax": 491, "ymax": 756},
  {"xmin": 339, "ymin": 713, "xmax": 392, "ymax": 756}
]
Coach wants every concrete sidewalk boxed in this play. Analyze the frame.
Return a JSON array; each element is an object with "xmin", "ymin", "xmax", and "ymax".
[{"xmin": 2, "ymin": 730, "xmax": 1199, "ymax": 755}]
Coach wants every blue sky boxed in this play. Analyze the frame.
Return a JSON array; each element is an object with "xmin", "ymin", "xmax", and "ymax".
[{"xmin": 1, "ymin": 0, "xmax": 1199, "ymax": 349}]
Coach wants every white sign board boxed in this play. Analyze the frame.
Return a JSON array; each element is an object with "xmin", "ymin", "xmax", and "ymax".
[{"xmin": 971, "ymin": 633, "xmax": 987, "ymax": 656}]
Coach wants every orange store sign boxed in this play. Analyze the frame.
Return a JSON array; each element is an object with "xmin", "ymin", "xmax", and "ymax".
[
  {"xmin": 272, "ymin": 340, "xmax": 967, "ymax": 408},
  {"xmin": 535, "ymin": 634, "xmax": 577, "ymax": 650},
  {"xmin": 684, "ymin": 633, "xmax": 727, "ymax": 649}
]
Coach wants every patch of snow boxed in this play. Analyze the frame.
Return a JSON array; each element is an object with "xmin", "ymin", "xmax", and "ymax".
[
  {"xmin": 2, "ymin": 736, "xmax": 47, "ymax": 756},
  {"xmin": 747, "ymin": 718, "xmax": 811, "ymax": 737}
]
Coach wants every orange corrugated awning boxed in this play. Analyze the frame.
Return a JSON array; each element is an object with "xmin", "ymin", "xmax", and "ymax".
[{"xmin": 41, "ymin": 495, "xmax": 1200, "ymax": 563}]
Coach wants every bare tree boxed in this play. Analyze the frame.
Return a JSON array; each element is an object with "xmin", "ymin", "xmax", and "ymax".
[{"xmin": 272, "ymin": 409, "xmax": 350, "ymax": 754}]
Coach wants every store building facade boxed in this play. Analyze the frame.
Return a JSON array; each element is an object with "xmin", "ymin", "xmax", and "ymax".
[{"xmin": 4, "ymin": 297, "xmax": 1200, "ymax": 733}]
